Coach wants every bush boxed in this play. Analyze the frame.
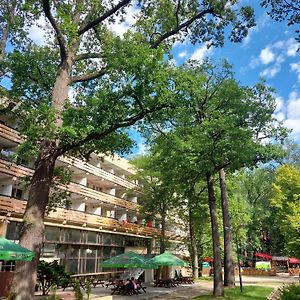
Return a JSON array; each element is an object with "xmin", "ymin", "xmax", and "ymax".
[
  {"xmin": 280, "ymin": 283, "xmax": 300, "ymax": 300},
  {"xmin": 37, "ymin": 261, "xmax": 73, "ymax": 296}
]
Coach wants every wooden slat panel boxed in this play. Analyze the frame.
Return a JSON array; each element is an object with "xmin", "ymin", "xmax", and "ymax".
[
  {"xmin": 0, "ymin": 196, "xmax": 162, "ymax": 238},
  {"xmin": 0, "ymin": 124, "xmax": 138, "ymax": 190},
  {"xmin": 0, "ymin": 159, "xmax": 139, "ymax": 210},
  {"xmin": 0, "ymin": 124, "xmax": 22, "ymax": 143},
  {"xmin": 60, "ymin": 156, "xmax": 138, "ymax": 190}
]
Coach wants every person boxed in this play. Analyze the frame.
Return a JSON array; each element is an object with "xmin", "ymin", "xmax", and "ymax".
[{"xmin": 129, "ymin": 277, "xmax": 138, "ymax": 294}]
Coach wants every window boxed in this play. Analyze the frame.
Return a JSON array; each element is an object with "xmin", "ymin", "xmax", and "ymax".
[
  {"xmin": 6, "ymin": 222, "xmax": 21, "ymax": 240},
  {"xmin": 87, "ymin": 232, "xmax": 97, "ymax": 244},
  {"xmin": 11, "ymin": 188, "xmax": 23, "ymax": 199},
  {"xmin": 44, "ymin": 226, "xmax": 60, "ymax": 242}
]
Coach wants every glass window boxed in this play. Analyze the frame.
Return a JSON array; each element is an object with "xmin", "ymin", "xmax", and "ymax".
[
  {"xmin": 87, "ymin": 232, "xmax": 97, "ymax": 244},
  {"xmin": 102, "ymin": 234, "xmax": 111, "ymax": 245},
  {"xmin": 41, "ymin": 243, "xmax": 57, "ymax": 258},
  {"xmin": 69, "ymin": 246, "xmax": 80, "ymax": 259},
  {"xmin": 67, "ymin": 259, "xmax": 78, "ymax": 274},
  {"xmin": 103, "ymin": 247, "xmax": 111, "ymax": 259},
  {"xmin": 67, "ymin": 229, "xmax": 81, "ymax": 243},
  {"xmin": 44, "ymin": 226, "xmax": 60, "ymax": 242},
  {"xmin": 86, "ymin": 259, "xmax": 96, "ymax": 273},
  {"xmin": 112, "ymin": 235, "xmax": 124, "ymax": 246},
  {"xmin": 6, "ymin": 222, "xmax": 22, "ymax": 240}
]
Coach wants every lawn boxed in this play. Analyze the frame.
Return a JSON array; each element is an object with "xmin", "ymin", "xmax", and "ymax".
[{"xmin": 193, "ymin": 285, "xmax": 273, "ymax": 300}]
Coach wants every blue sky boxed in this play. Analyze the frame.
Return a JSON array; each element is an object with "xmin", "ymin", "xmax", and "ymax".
[
  {"xmin": 132, "ymin": 2, "xmax": 300, "ymax": 155},
  {"xmin": 6, "ymin": 1, "xmax": 300, "ymax": 156}
]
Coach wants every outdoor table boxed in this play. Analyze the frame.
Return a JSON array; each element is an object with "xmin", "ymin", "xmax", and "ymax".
[{"xmin": 154, "ymin": 279, "xmax": 177, "ymax": 288}]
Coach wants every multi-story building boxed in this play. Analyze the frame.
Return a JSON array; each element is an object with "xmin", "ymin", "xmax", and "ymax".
[{"xmin": 0, "ymin": 114, "xmax": 182, "ymax": 276}]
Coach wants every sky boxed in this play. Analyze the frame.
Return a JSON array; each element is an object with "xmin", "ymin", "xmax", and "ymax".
[
  {"xmin": 7, "ymin": 1, "xmax": 300, "ymax": 156},
  {"xmin": 132, "ymin": 2, "xmax": 300, "ymax": 155}
]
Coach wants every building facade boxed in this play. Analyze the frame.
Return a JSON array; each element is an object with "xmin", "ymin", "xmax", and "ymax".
[{"xmin": 0, "ymin": 116, "xmax": 181, "ymax": 275}]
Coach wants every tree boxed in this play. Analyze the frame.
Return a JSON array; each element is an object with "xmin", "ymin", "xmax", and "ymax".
[
  {"xmin": 0, "ymin": 1, "xmax": 257, "ymax": 299},
  {"xmin": 261, "ymin": 0, "xmax": 300, "ymax": 43},
  {"xmin": 270, "ymin": 164, "xmax": 300, "ymax": 257},
  {"xmin": 131, "ymin": 155, "xmax": 177, "ymax": 255},
  {"xmin": 219, "ymin": 168, "xmax": 235, "ymax": 287},
  {"xmin": 141, "ymin": 60, "xmax": 286, "ymax": 296}
]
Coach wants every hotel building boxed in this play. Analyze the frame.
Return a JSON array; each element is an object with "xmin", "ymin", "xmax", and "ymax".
[{"xmin": 0, "ymin": 112, "xmax": 183, "ymax": 276}]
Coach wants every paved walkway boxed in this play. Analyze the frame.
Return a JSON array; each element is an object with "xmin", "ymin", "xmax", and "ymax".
[{"xmin": 49, "ymin": 275, "xmax": 300, "ymax": 300}]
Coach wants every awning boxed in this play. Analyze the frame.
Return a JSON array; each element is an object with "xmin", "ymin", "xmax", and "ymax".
[
  {"xmin": 272, "ymin": 256, "xmax": 288, "ymax": 261},
  {"xmin": 255, "ymin": 252, "xmax": 272, "ymax": 260},
  {"xmin": 289, "ymin": 257, "xmax": 300, "ymax": 264}
]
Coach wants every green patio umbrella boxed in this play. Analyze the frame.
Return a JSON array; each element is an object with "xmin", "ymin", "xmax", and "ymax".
[
  {"xmin": 0, "ymin": 237, "xmax": 35, "ymax": 261},
  {"xmin": 148, "ymin": 252, "xmax": 188, "ymax": 267},
  {"xmin": 101, "ymin": 251, "xmax": 157, "ymax": 269}
]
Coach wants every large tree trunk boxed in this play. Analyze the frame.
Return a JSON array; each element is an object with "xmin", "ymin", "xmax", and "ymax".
[
  {"xmin": 188, "ymin": 207, "xmax": 199, "ymax": 279},
  {"xmin": 9, "ymin": 141, "xmax": 57, "ymax": 300},
  {"xmin": 10, "ymin": 48, "xmax": 75, "ymax": 299},
  {"xmin": 206, "ymin": 172, "xmax": 224, "ymax": 297},
  {"xmin": 158, "ymin": 204, "xmax": 167, "ymax": 279},
  {"xmin": 219, "ymin": 168, "xmax": 235, "ymax": 287}
]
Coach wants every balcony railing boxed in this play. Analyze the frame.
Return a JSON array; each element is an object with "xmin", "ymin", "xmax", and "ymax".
[
  {"xmin": 59, "ymin": 156, "xmax": 139, "ymax": 190},
  {"xmin": 0, "ymin": 123, "xmax": 22, "ymax": 144},
  {"xmin": 0, "ymin": 196, "xmax": 161, "ymax": 238},
  {"xmin": 0, "ymin": 158, "xmax": 140, "ymax": 211},
  {"xmin": 0, "ymin": 123, "xmax": 138, "ymax": 190}
]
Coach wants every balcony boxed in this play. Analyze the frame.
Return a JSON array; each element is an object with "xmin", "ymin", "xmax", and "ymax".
[
  {"xmin": 59, "ymin": 156, "xmax": 138, "ymax": 190},
  {"xmin": 0, "ymin": 196, "xmax": 161, "ymax": 238},
  {"xmin": 0, "ymin": 123, "xmax": 138, "ymax": 190},
  {"xmin": 0, "ymin": 123, "xmax": 22, "ymax": 144},
  {"xmin": 0, "ymin": 158, "xmax": 140, "ymax": 211}
]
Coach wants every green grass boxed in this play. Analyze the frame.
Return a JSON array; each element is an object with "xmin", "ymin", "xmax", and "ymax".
[
  {"xmin": 193, "ymin": 285, "xmax": 273, "ymax": 300},
  {"xmin": 196, "ymin": 276, "xmax": 214, "ymax": 281}
]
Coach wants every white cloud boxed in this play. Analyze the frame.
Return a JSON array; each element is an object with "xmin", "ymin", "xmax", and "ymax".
[
  {"xmin": 109, "ymin": 4, "xmax": 138, "ymax": 36},
  {"xmin": 178, "ymin": 50, "xmax": 188, "ymax": 58},
  {"xmin": 276, "ymin": 91, "xmax": 300, "ymax": 141},
  {"xmin": 27, "ymin": 17, "xmax": 49, "ymax": 45},
  {"xmin": 190, "ymin": 44, "xmax": 212, "ymax": 62},
  {"xmin": 287, "ymin": 38, "xmax": 298, "ymax": 57},
  {"xmin": 290, "ymin": 62, "xmax": 300, "ymax": 81},
  {"xmin": 287, "ymin": 91, "xmax": 300, "ymax": 119},
  {"xmin": 259, "ymin": 47, "xmax": 275, "ymax": 65},
  {"xmin": 260, "ymin": 65, "xmax": 281, "ymax": 78},
  {"xmin": 136, "ymin": 142, "xmax": 149, "ymax": 155},
  {"xmin": 243, "ymin": 13, "xmax": 270, "ymax": 46},
  {"xmin": 251, "ymin": 38, "xmax": 300, "ymax": 79},
  {"xmin": 275, "ymin": 96, "xmax": 284, "ymax": 112}
]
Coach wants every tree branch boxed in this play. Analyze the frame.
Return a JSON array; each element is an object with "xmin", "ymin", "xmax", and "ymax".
[
  {"xmin": 57, "ymin": 104, "xmax": 171, "ymax": 155},
  {"xmin": 69, "ymin": 67, "xmax": 107, "ymax": 84},
  {"xmin": 78, "ymin": 0, "xmax": 131, "ymax": 35},
  {"xmin": 75, "ymin": 53, "xmax": 103, "ymax": 61},
  {"xmin": 42, "ymin": 0, "xmax": 67, "ymax": 61},
  {"xmin": 151, "ymin": 8, "xmax": 214, "ymax": 48}
]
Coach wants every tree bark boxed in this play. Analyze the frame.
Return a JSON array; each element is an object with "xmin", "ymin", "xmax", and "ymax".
[
  {"xmin": 0, "ymin": 24, "xmax": 9, "ymax": 61},
  {"xmin": 188, "ymin": 207, "xmax": 199, "ymax": 279},
  {"xmin": 9, "ymin": 140, "xmax": 57, "ymax": 300},
  {"xmin": 206, "ymin": 172, "xmax": 224, "ymax": 297},
  {"xmin": 219, "ymin": 168, "xmax": 235, "ymax": 287},
  {"xmin": 160, "ymin": 202, "xmax": 166, "ymax": 254}
]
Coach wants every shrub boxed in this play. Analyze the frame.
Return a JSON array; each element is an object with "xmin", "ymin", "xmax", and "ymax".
[
  {"xmin": 280, "ymin": 283, "xmax": 300, "ymax": 300},
  {"xmin": 37, "ymin": 260, "xmax": 73, "ymax": 296}
]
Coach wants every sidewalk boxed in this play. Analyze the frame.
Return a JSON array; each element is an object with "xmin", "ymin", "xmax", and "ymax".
[
  {"xmin": 45, "ymin": 274, "xmax": 299, "ymax": 300},
  {"xmin": 89, "ymin": 282, "xmax": 213, "ymax": 300}
]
